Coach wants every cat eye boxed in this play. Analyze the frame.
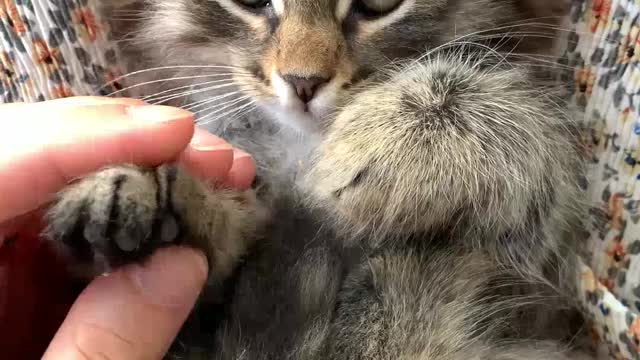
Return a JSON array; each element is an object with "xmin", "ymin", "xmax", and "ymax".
[
  {"xmin": 353, "ymin": 0, "xmax": 403, "ymax": 17},
  {"xmin": 235, "ymin": 0, "xmax": 271, "ymax": 9}
]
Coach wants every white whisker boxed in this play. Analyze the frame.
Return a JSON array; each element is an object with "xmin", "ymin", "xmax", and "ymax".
[
  {"xmin": 142, "ymin": 78, "xmax": 236, "ymax": 102},
  {"xmin": 195, "ymin": 96, "xmax": 253, "ymax": 118},
  {"xmin": 219, "ymin": 105, "xmax": 258, "ymax": 133},
  {"xmin": 197, "ymin": 100, "xmax": 256, "ymax": 126},
  {"xmin": 181, "ymin": 92, "xmax": 243, "ymax": 111},
  {"xmin": 108, "ymin": 73, "xmax": 247, "ymax": 97},
  {"xmin": 148, "ymin": 83, "xmax": 239, "ymax": 105},
  {"xmin": 98, "ymin": 65, "xmax": 251, "ymax": 93}
]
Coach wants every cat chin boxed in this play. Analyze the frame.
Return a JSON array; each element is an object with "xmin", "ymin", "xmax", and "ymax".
[{"xmin": 260, "ymin": 101, "xmax": 327, "ymax": 137}]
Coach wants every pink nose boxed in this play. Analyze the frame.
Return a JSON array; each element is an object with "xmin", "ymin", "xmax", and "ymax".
[{"xmin": 282, "ymin": 75, "xmax": 330, "ymax": 103}]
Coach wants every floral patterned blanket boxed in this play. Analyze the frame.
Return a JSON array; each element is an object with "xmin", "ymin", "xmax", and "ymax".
[
  {"xmin": 0, "ymin": 0, "xmax": 121, "ymax": 102},
  {"xmin": 565, "ymin": 0, "xmax": 640, "ymax": 358},
  {"xmin": 1, "ymin": 0, "xmax": 640, "ymax": 359}
]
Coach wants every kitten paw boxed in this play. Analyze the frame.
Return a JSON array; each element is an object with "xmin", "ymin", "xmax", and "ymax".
[{"xmin": 46, "ymin": 165, "xmax": 179, "ymax": 272}]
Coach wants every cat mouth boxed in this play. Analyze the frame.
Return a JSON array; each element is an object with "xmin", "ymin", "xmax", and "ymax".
[
  {"xmin": 285, "ymin": 98, "xmax": 326, "ymax": 116},
  {"xmin": 258, "ymin": 98, "xmax": 331, "ymax": 134}
]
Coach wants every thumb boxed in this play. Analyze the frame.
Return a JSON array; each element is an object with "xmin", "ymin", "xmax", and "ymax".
[{"xmin": 43, "ymin": 247, "xmax": 208, "ymax": 360}]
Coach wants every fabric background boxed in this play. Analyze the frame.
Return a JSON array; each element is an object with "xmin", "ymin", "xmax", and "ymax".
[
  {"xmin": 564, "ymin": 0, "xmax": 640, "ymax": 358},
  {"xmin": 2, "ymin": 0, "xmax": 640, "ymax": 359},
  {"xmin": 0, "ymin": 1, "xmax": 120, "ymax": 357},
  {"xmin": 0, "ymin": 0, "xmax": 122, "ymax": 103}
]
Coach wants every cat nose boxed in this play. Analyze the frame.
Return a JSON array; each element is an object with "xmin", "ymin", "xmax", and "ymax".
[{"xmin": 282, "ymin": 74, "xmax": 330, "ymax": 103}]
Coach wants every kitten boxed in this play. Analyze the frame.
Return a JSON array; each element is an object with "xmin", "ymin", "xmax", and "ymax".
[{"xmin": 47, "ymin": 0, "xmax": 590, "ymax": 358}]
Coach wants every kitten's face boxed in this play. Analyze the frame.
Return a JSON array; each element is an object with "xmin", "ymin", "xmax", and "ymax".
[{"xmin": 115, "ymin": 0, "xmax": 562, "ymax": 133}]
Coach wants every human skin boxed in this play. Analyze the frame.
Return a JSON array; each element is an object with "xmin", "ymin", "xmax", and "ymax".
[{"xmin": 0, "ymin": 97, "xmax": 255, "ymax": 359}]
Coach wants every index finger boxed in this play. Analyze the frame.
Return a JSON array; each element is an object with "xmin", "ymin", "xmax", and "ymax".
[{"xmin": 0, "ymin": 101, "xmax": 196, "ymax": 223}]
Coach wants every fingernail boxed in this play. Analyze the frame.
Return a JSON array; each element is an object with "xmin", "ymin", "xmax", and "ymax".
[
  {"xmin": 130, "ymin": 247, "xmax": 208, "ymax": 307},
  {"xmin": 126, "ymin": 105, "xmax": 194, "ymax": 123},
  {"xmin": 233, "ymin": 148, "xmax": 253, "ymax": 160},
  {"xmin": 190, "ymin": 128, "xmax": 233, "ymax": 152}
]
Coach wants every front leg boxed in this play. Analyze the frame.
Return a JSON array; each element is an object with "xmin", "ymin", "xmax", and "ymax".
[
  {"xmin": 46, "ymin": 164, "xmax": 267, "ymax": 280},
  {"xmin": 304, "ymin": 54, "xmax": 583, "ymax": 263}
]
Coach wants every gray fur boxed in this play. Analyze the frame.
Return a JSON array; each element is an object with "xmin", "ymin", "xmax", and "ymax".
[{"xmin": 46, "ymin": 0, "xmax": 592, "ymax": 359}]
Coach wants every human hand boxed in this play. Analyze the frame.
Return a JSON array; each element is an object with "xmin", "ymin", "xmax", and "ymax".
[{"xmin": 0, "ymin": 97, "xmax": 255, "ymax": 359}]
